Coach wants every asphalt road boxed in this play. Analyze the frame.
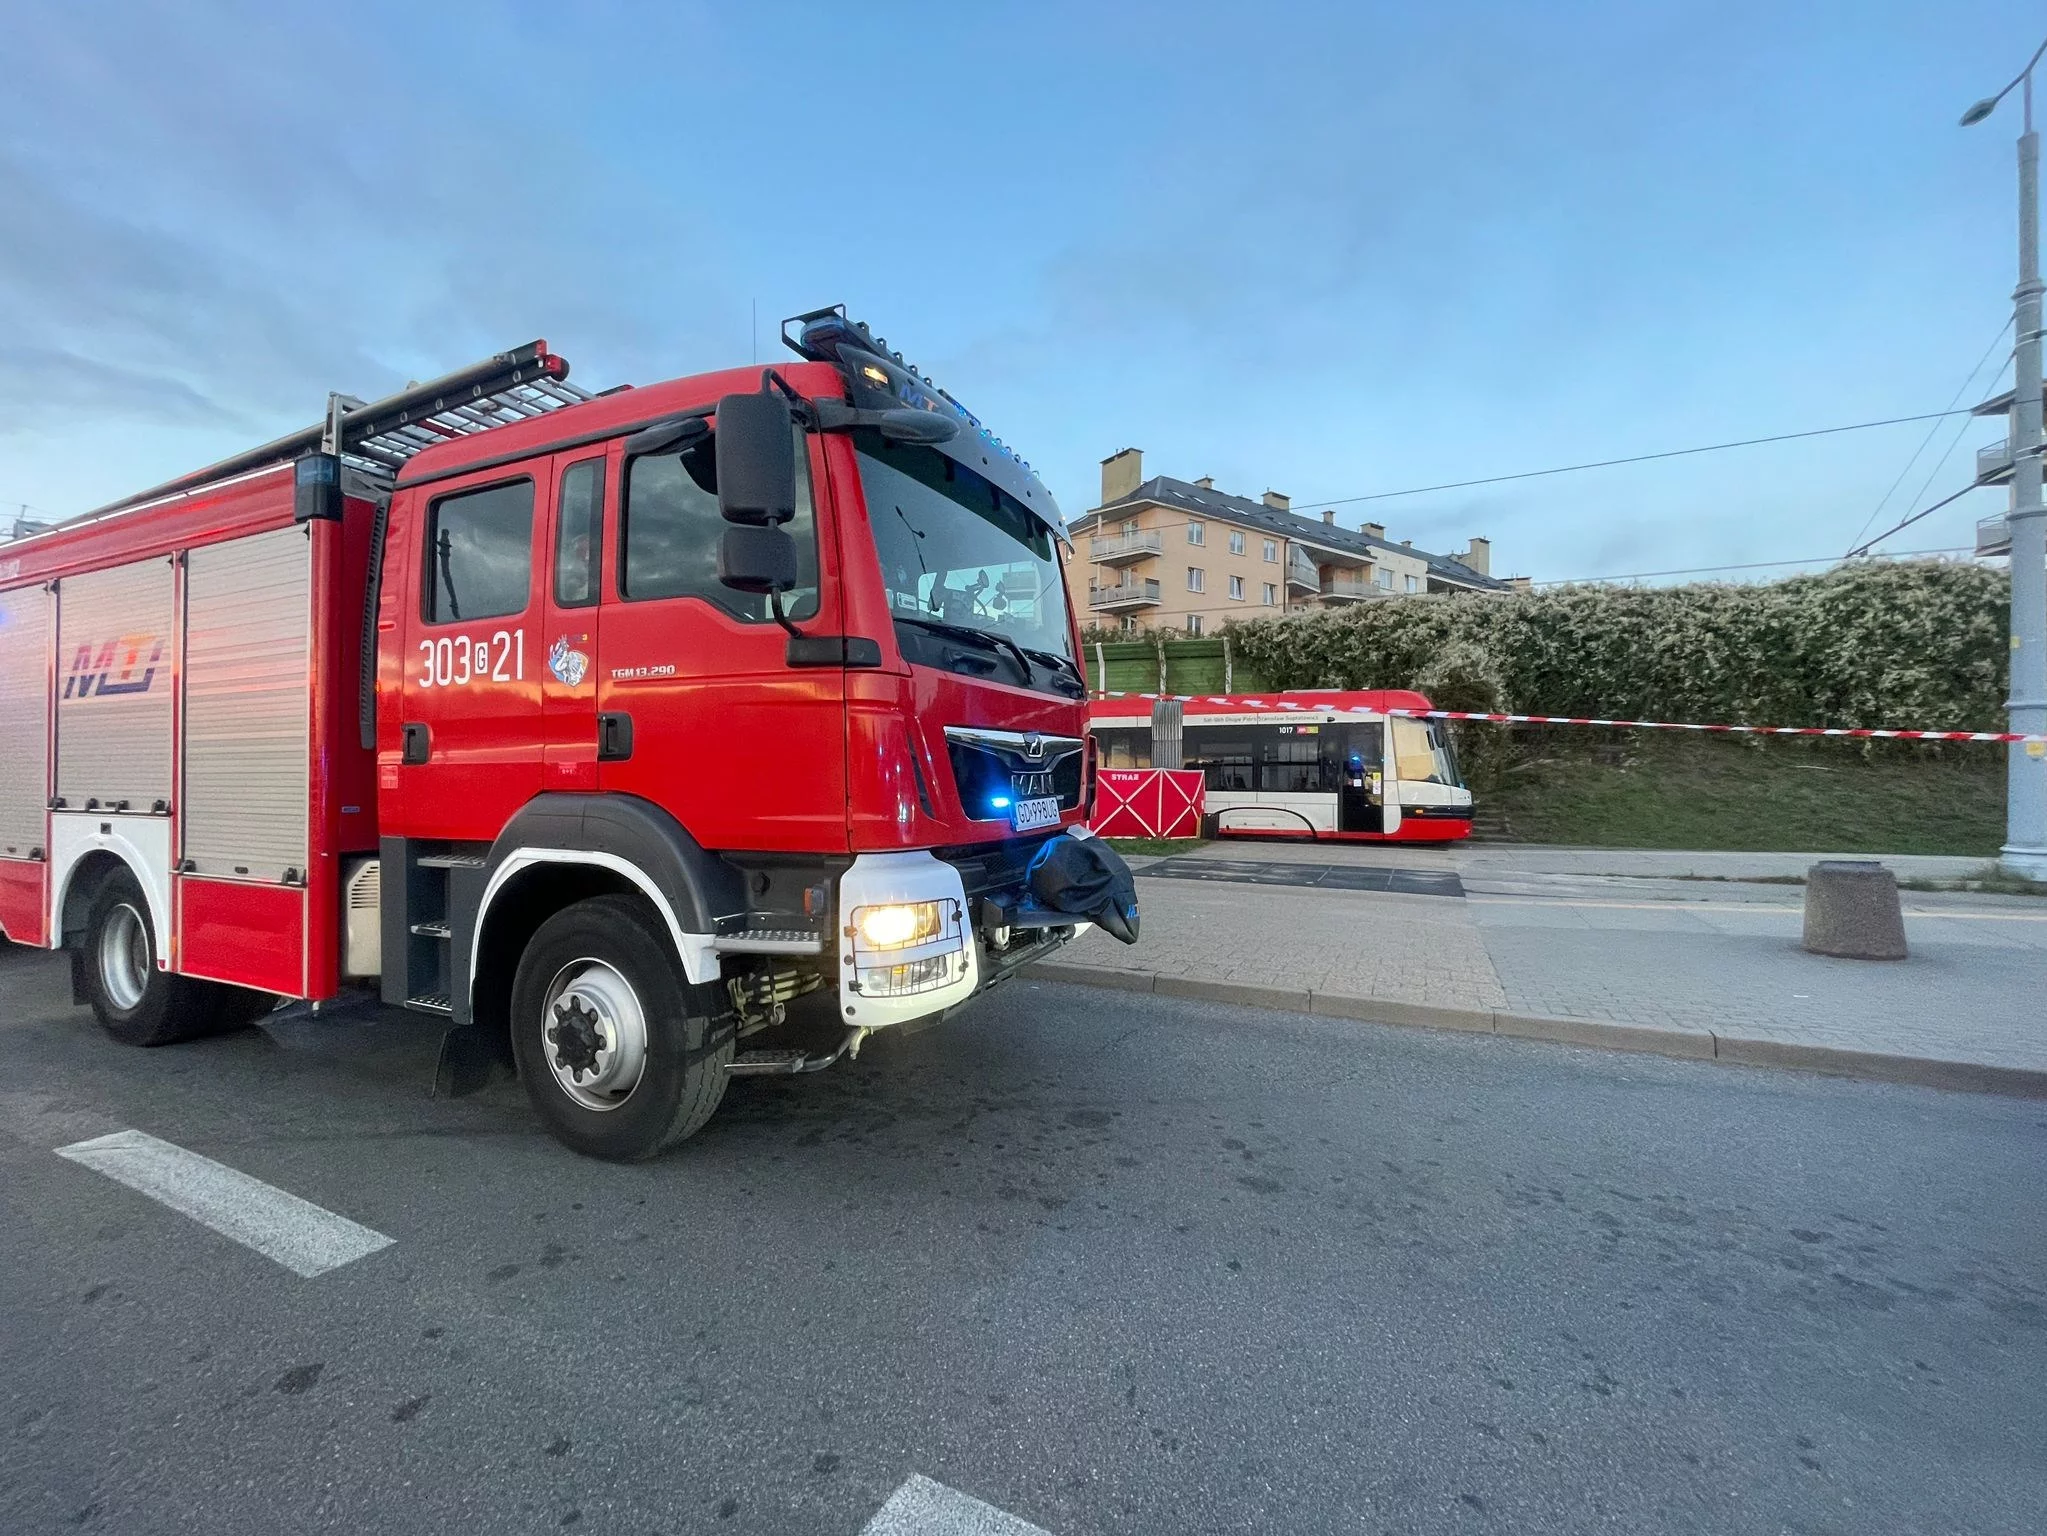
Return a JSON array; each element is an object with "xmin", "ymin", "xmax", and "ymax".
[{"xmin": 1, "ymin": 941, "xmax": 2042, "ymax": 1534}]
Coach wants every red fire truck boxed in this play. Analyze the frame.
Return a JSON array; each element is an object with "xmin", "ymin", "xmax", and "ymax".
[{"xmin": 0, "ymin": 310, "xmax": 1136, "ymax": 1159}]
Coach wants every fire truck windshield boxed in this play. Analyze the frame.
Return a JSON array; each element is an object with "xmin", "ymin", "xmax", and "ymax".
[{"xmin": 857, "ymin": 431, "xmax": 1080, "ymax": 693}]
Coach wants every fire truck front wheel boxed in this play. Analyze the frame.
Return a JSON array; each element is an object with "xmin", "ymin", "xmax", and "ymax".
[
  {"xmin": 82, "ymin": 869, "xmax": 262, "ymax": 1047},
  {"xmin": 509, "ymin": 895, "xmax": 735, "ymax": 1161}
]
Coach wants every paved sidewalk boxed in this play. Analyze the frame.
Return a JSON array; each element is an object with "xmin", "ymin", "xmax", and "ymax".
[{"xmin": 1038, "ymin": 844, "xmax": 2047, "ymax": 1094}]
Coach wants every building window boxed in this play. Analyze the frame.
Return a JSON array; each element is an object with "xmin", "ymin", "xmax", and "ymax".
[
  {"xmin": 1263, "ymin": 539, "xmax": 1278, "ymax": 562},
  {"xmin": 1186, "ymin": 520, "xmax": 1205, "ymax": 546},
  {"xmin": 1376, "ymin": 568, "xmax": 1395, "ymax": 590},
  {"xmin": 1404, "ymin": 574, "xmax": 1419, "ymax": 593},
  {"xmin": 1228, "ymin": 575, "xmax": 1244, "ymax": 600},
  {"xmin": 1120, "ymin": 615, "xmax": 1137, "ymax": 634},
  {"xmin": 1262, "ymin": 582, "xmax": 1276, "ymax": 606},
  {"xmin": 1186, "ymin": 566, "xmax": 1205, "ymax": 593},
  {"xmin": 1228, "ymin": 531, "xmax": 1245, "ymax": 555},
  {"xmin": 1186, "ymin": 614, "xmax": 1203, "ymax": 636}
]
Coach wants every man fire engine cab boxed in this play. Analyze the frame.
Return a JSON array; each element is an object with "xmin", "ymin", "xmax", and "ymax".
[{"xmin": 0, "ymin": 308, "xmax": 1138, "ymax": 1160}]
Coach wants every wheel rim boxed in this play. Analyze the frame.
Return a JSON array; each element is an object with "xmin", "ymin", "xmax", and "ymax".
[
  {"xmin": 540, "ymin": 959, "xmax": 649, "ymax": 1113},
  {"xmin": 99, "ymin": 903, "xmax": 151, "ymax": 1012}
]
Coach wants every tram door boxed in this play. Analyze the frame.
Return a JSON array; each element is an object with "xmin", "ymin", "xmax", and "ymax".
[{"xmin": 1326, "ymin": 722, "xmax": 1387, "ymax": 833}]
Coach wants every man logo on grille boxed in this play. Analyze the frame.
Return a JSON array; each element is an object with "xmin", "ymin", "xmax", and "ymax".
[{"xmin": 1022, "ymin": 731, "xmax": 1044, "ymax": 761}]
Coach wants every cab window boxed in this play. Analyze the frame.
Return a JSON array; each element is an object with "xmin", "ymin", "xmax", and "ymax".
[
  {"xmin": 554, "ymin": 458, "xmax": 604, "ymax": 609},
  {"xmin": 423, "ymin": 479, "xmax": 533, "ymax": 624},
  {"xmin": 620, "ymin": 428, "xmax": 819, "ymax": 620}
]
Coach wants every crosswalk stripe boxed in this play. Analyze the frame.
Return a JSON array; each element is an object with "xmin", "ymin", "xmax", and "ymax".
[
  {"xmin": 860, "ymin": 1475, "xmax": 1054, "ymax": 1536},
  {"xmin": 55, "ymin": 1129, "xmax": 393, "ymax": 1278}
]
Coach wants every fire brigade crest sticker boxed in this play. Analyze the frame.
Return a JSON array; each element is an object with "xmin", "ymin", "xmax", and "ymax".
[{"xmin": 548, "ymin": 634, "xmax": 590, "ymax": 688}]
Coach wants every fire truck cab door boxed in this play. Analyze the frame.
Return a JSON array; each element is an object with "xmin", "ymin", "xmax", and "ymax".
[
  {"xmin": 594, "ymin": 429, "xmax": 846, "ymax": 852},
  {"xmin": 536, "ymin": 448, "xmax": 609, "ymax": 794},
  {"xmin": 392, "ymin": 467, "xmax": 548, "ymax": 840}
]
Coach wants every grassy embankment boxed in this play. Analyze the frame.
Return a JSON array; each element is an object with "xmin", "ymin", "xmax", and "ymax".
[
  {"xmin": 1484, "ymin": 731, "xmax": 2008, "ymax": 856},
  {"xmin": 1107, "ymin": 733, "xmax": 2013, "ymax": 860}
]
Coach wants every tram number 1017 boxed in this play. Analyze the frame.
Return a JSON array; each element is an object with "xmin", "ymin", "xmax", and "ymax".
[{"xmin": 418, "ymin": 630, "xmax": 524, "ymax": 689}]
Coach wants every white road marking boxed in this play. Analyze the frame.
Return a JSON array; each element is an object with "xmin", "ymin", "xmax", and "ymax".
[
  {"xmin": 54, "ymin": 1129, "xmax": 393, "ymax": 1278},
  {"xmin": 861, "ymin": 1475, "xmax": 1054, "ymax": 1536}
]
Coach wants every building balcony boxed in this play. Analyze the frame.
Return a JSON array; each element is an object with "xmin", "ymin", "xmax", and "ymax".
[
  {"xmin": 1089, "ymin": 529, "xmax": 1164, "ymax": 565},
  {"xmin": 1284, "ymin": 551, "xmax": 1320, "ymax": 591},
  {"xmin": 1317, "ymin": 576, "xmax": 1379, "ymax": 603},
  {"xmin": 1089, "ymin": 578, "xmax": 1162, "ymax": 612},
  {"xmin": 1977, "ymin": 437, "xmax": 2015, "ymax": 485},
  {"xmin": 1978, "ymin": 512, "xmax": 2012, "ymax": 557}
]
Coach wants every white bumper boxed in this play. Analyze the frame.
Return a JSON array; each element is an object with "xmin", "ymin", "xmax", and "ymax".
[{"xmin": 837, "ymin": 851, "xmax": 979, "ymax": 1028}]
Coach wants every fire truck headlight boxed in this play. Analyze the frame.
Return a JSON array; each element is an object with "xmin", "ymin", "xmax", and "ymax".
[{"xmin": 853, "ymin": 901, "xmax": 945, "ymax": 951}]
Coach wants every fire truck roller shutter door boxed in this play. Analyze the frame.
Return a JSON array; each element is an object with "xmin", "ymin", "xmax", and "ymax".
[
  {"xmin": 181, "ymin": 527, "xmax": 312, "ymax": 884},
  {"xmin": 52, "ymin": 557, "xmax": 177, "ymax": 956},
  {"xmin": 0, "ymin": 584, "xmax": 52, "ymax": 943}
]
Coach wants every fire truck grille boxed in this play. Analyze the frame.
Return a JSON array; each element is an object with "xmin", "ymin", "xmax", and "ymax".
[{"xmin": 941, "ymin": 729, "xmax": 1083, "ymax": 824}]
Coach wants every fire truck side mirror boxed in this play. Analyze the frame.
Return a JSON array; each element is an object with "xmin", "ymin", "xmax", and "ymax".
[
  {"xmin": 714, "ymin": 393, "xmax": 797, "ymax": 526},
  {"xmin": 717, "ymin": 524, "xmax": 797, "ymax": 596}
]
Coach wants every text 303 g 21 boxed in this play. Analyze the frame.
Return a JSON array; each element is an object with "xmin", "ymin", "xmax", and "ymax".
[{"xmin": 417, "ymin": 630, "xmax": 525, "ymax": 688}]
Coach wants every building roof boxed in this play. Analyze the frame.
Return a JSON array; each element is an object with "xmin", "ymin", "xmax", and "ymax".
[{"xmin": 1074, "ymin": 475, "xmax": 1507, "ymax": 591}]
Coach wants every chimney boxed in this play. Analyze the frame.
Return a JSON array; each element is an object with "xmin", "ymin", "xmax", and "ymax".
[
  {"xmin": 1460, "ymin": 536, "xmax": 1491, "ymax": 575},
  {"xmin": 1361, "ymin": 521, "xmax": 1385, "ymax": 540},
  {"xmin": 1506, "ymin": 575, "xmax": 1532, "ymax": 592},
  {"xmin": 1320, "ymin": 509, "xmax": 1336, "ymax": 525},
  {"xmin": 1262, "ymin": 491, "xmax": 1291, "ymax": 512},
  {"xmin": 1193, "ymin": 476, "xmax": 1214, "ymax": 490},
  {"xmin": 1100, "ymin": 448, "xmax": 1143, "ymax": 506}
]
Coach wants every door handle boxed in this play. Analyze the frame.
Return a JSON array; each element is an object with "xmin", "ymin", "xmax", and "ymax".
[
  {"xmin": 402, "ymin": 722, "xmax": 431, "ymax": 765},
  {"xmin": 597, "ymin": 712, "xmax": 634, "ymax": 762}
]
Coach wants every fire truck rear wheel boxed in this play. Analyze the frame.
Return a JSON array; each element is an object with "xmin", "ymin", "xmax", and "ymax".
[
  {"xmin": 509, "ymin": 895, "xmax": 734, "ymax": 1161},
  {"xmin": 82, "ymin": 869, "xmax": 251, "ymax": 1047}
]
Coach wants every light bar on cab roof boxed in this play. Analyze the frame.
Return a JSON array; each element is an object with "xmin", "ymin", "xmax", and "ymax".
[{"xmin": 781, "ymin": 305, "xmax": 1058, "ymax": 520}]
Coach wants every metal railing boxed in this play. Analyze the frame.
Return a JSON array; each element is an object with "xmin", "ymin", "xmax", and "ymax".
[
  {"xmin": 1978, "ymin": 437, "xmax": 2015, "ymax": 482},
  {"xmin": 1089, "ymin": 529, "xmax": 1164, "ymax": 561},
  {"xmin": 1318, "ymin": 576, "xmax": 1374, "ymax": 599},
  {"xmin": 1978, "ymin": 512, "xmax": 2013, "ymax": 557},
  {"xmin": 1088, "ymin": 578, "xmax": 1162, "ymax": 609}
]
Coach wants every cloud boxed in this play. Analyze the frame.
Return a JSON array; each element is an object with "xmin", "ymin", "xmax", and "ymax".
[{"xmin": 0, "ymin": 346, "xmax": 250, "ymax": 434}]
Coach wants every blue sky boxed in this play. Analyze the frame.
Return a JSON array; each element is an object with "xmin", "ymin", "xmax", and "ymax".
[{"xmin": 2, "ymin": 0, "xmax": 2040, "ymax": 582}]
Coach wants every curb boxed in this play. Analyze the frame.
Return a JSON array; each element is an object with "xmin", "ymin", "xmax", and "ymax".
[{"xmin": 1022, "ymin": 961, "xmax": 2047, "ymax": 1100}]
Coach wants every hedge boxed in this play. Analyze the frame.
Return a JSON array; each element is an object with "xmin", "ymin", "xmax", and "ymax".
[{"xmin": 1209, "ymin": 560, "xmax": 2011, "ymax": 733}]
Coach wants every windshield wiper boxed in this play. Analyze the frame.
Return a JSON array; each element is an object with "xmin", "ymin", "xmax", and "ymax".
[
  {"xmin": 1018, "ymin": 645, "xmax": 1088, "ymax": 698},
  {"xmin": 893, "ymin": 613, "xmax": 1040, "ymax": 688}
]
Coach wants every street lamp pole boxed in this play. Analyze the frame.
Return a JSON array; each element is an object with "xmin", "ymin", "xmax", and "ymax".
[{"xmin": 1965, "ymin": 41, "xmax": 2047, "ymax": 881}]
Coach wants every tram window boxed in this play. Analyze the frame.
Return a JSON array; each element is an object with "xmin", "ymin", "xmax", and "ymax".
[
  {"xmin": 1392, "ymin": 718, "xmax": 1456, "ymax": 783},
  {"xmin": 1261, "ymin": 735, "xmax": 1322, "ymax": 792},
  {"xmin": 1183, "ymin": 729, "xmax": 1254, "ymax": 791},
  {"xmin": 1095, "ymin": 727, "xmax": 1152, "ymax": 770}
]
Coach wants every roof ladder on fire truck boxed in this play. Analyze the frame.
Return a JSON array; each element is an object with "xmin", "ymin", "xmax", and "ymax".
[{"xmin": 66, "ymin": 341, "xmax": 593, "ymax": 525}]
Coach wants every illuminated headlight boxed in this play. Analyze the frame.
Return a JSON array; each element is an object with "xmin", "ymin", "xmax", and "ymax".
[{"xmin": 853, "ymin": 901, "xmax": 946, "ymax": 950}]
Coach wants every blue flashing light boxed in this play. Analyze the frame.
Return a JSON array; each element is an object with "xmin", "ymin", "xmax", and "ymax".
[{"xmin": 989, "ymin": 795, "xmax": 1013, "ymax": 810}]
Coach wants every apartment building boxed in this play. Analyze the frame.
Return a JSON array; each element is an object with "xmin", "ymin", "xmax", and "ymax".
[{"xmin": 1066, "ymin": 449, "xmax": 1510, "ymax": 634}]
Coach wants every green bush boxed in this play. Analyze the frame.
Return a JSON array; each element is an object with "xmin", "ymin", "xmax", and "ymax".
[{"xmin": 1223, "ymin": 560, "xmax": 2009, "ymax": 733}]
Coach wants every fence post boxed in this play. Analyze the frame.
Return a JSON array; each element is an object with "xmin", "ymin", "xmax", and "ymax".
[
  {"xmin": 1094, "ymin": 640, "xmax": 1105, "ymax": 694},
  {"xmin": 1222, "ymin": 632, "xmax": 1233, "ymax": 693}
]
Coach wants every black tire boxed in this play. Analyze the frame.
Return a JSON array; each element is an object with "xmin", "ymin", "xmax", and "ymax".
[
  {"xmin": 82, "ymin": 870, "xmax": 238, "ymax": 1047},
  {"xmin": 509, "ymin": 895, "xmax": 734, "ymax": 1161}
]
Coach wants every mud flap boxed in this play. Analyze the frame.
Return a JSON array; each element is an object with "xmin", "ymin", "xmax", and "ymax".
[{"xmin": 434, "ymin": 1022, "xmax": 513, "ymax": 1099}]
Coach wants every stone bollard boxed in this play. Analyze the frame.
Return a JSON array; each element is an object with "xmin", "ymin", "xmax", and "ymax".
[{"xmin": 1802, "ymin": 860, "xmax": 1908, "ymax": 960}]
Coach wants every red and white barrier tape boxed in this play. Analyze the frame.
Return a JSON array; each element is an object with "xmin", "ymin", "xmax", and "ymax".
[{"xmin": 1090, "ymin": 693, "xmax": 2047, "ymax": 744}]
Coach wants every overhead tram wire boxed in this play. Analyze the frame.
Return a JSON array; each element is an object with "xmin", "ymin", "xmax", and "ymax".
[
  {"xmin": 1844, "ymin": 484, "xmax": 1983, "ymax": 558},
  {"xmin": 1289, "ymin": 406, "xmax": 1982, "ymax": 512},
  {"xmin": 1843, "ymin": 318, "xmax": 2012, "ymax": 556}
]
